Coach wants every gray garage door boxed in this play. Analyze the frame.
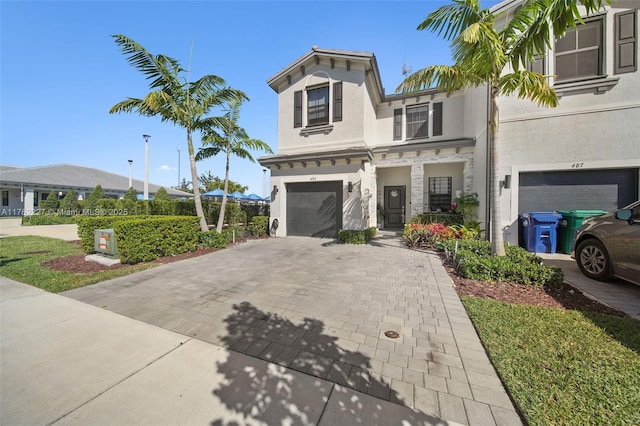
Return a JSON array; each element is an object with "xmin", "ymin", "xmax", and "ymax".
[
  {"xmin": 519, "ymin": 168, "xmax": 638, "ymax": 214},
  {"xmin": 286, "ymin": 181, "xmax": 343, "ymax": 237}
]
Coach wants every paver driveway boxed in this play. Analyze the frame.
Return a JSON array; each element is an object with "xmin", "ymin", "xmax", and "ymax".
[{"xmin": 64, "ymin": 236, "xmax": 522, "ymax": 425}]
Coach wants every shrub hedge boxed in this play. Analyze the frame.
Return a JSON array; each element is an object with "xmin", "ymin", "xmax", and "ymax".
[
  {"xmin": 338, "ymin": 227, "xmax": 377, "ymax": 244},
  {"xmin": 76, "ymin": 215, "xmax": 151, "ymax": 253},
  {"xmin": 113, "ymin": 216, "xmax": 200, "ymax": 264},
  {"xmin": 440, "ymin": 239, "xmax": 564, "ymax": 287},
  {"xmin": 21, "ymin": 214, "xmax": 76, "ymax": 226},
  {"xmin": 411, "ymin": 213, "xmax": 463, "ymax": 226},
  {"xmin": 198, "ymin": 230, "xmax": 229, "ymax": 249},
  {"xmin": 247, "ymin": 216, "xmax": 269, "ymax": 237}
]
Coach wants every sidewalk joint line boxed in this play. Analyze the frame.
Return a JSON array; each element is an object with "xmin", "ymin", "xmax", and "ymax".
[{"xmin": 47, "ymin": 337, "xmax": 193, "ymax": 426}]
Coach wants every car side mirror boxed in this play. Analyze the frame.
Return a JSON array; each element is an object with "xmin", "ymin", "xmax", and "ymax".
[{"xmin": 615, "ymin": 209, "xmax": 632, "ymax": 222}]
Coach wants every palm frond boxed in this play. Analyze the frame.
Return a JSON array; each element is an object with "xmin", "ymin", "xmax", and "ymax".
[
  {"xmin": 111, "ymin": 35, "xmax": 183, "ymax": 89},
  {"xmin": 499, "ymin": 70, "xmax": 558, "ymax": 107},
  {"xmin": 397, "ymin": 64, "xmax": 484, "ymax": 94},
  {"xmin": 504, "ymin": 0, "xmax": 610, "ymax": 71},
  {"xmin": 195, "ymin": 146, "xmax": 222, "ymax": 162},
  {"xmin": 417, "ymin": 0, "xmax": 482, "ymax": 41}
]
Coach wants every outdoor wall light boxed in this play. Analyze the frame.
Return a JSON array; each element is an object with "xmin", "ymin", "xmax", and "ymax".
[
  {"xmin": 501, "ymin": 175, "xmax": 512, "ymax": 189},
  {"xmin": 348, "ymin": 182, "xmax": 353, "ymax": 192},
  {"xmin": 273, "ymin": 185, "xmax": 279, "ymax": 194}
]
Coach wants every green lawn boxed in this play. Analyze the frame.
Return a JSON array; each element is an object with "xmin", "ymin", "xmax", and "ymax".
[
  {"xmin": 0, "ymin": 236, "xmax": 155, "ymax": 293},
  {"xmin": 462, "ymin": 296, "xmax": 640, "ymax": 426}
]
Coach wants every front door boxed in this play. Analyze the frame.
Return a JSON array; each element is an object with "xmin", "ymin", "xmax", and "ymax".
[{"xmin": 384, "ymin": 186, "xmax": 406, "ymax": 229}]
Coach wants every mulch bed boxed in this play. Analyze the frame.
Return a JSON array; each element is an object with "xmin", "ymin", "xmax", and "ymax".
[{"xmin": 41, "ymin": 236, "xmax": 261, "ymax": 274}]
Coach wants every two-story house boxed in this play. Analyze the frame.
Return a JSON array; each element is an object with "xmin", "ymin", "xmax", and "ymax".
[
  {"xmin": 491, "ymin": 0, "xmax": 639, "ymax": 245},
  {"xmin": 260, "ymin": 3, "xmax": 639, "ymax": 241},
  {"xmin": 259, "ymin": 47, "xmax": 489, "ymax": 237}
]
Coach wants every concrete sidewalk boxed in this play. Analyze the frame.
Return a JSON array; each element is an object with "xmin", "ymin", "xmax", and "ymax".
[
  {"xmin": 0, "ymin": 218, "xmax": 79, "ymax": 241},
  {"xmin": 1, "ymin": 277, "xmax": 460, "ymax": 426}
]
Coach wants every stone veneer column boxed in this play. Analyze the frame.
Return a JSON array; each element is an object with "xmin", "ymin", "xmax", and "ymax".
[{"xmin": 410, "ymin": 163, "xmax": 424, "ymax": 219}]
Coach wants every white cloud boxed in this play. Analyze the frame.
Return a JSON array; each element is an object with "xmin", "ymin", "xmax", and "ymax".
[{"xmin": 158, "ymin": 165, "xmax": 173, "ymax": 172}]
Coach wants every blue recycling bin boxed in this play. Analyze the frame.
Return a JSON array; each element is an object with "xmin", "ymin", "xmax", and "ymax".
[{"xmin": 520, "ymin": 212, "xmax": 562, "ymax": 253}]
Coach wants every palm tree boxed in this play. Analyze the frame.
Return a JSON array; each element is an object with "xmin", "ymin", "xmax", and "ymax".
[
  {"xmin": 397, "ymin": 0, "xmax": 609, "ymax": 255},
  {"xmin": 109, "ymin": 35, "xmax": 247, "ymax": 231},
  {"xmin": 196, "ymin": 100, "xmax": 273, "ymax": 233}
]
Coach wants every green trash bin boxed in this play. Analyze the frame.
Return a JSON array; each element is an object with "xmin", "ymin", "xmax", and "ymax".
[{"xmin": 557, "ymin": 210, "xmax": 607, "ymax": 254}]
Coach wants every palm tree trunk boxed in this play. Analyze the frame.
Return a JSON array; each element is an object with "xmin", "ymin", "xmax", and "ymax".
[
  {"xmin": 490, "ymin": 82, "xmax": 506, "ymax": 256},
  {"xmin": 188, "ymin": 128, "xmax": 209, "ymax": 232},
  {"xmin": 216, "ymin": 150, "xmax": 231, "ymax": 233}
]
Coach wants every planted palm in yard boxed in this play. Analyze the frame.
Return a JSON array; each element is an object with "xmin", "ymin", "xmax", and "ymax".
[
  {"xmin": 109, "ymin": 35, "xmax": 247, "ymax": 232},
  {"xmin": 398, "ymin": 0, "xmax": 611, "ymax": 255}
]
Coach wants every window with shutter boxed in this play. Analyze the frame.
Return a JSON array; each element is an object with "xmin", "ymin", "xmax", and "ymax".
[
  {"xmin": 333, "ymin": 82, "xmax": 342, "ymax": 122},
  {"xmin": 393, "ymin": 109, "xmax": 402, "ymax": 140},
  {"xmin": 615, "ymin": 10, "xmax": 637, "ymax": 74},
  {"xmin": 307, "ymin": 86, "xmax": 329, "ymax": 126},
  {"xmin": 406, "ymin": 104, "xmax": 429, "ymax": 139},
  {"xmin": 433, "ymin": 102, "xmax": 443, "ymax": 136},
  {"xmin": 555, "ymin": 18, "xmax": 603, "ymax": 81},
  {"xmin": 294, "ymin": 90, "xmax": 302, "ymax": 128}
]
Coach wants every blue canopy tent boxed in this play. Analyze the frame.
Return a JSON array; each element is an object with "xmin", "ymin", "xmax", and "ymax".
[
  {"xmin": 201, "ymin": 188, "xmax": 225, "ymax": 197},
  {"xmin": 228, "ymin": 191, "xmax": 247, "ymax": 200},
  {"xmin": 245, "ymin": 193, "xmax": 263, "ymax": 201}
]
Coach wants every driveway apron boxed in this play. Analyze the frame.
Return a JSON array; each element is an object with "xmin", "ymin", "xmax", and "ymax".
[{"xmin": 64, "ymin": 237, "xmax": 522, "ymax": 425}]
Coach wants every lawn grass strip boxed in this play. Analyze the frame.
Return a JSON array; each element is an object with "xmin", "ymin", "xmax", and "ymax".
[
  {"xmin": 0, "ymin": 236, "xmax": 154, "ymax": 293},
  {"xmin": 461, "ymin": 296, "xmax": 640, "ymax": 426}
]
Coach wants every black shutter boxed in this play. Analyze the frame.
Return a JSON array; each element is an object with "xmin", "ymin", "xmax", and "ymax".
[
  {"xmin": 294, "ymin": 90, "xmax": 302, "ymax": 128},
  {"xmin": 393, "ymin": 109, "xmax": 402, "ymax": 140},
  {"xmin": 615, "ymin": 10, "xmax": 637, "ymax": 74},
  {"xmin": 333, "ymin": 82, "xmax": 342, "ymax": 122},
  {"xmin": 433, "ymin": 102, "xmax": 443, "ymax": 136}
]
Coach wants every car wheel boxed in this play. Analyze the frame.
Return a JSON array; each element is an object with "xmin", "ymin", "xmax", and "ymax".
[{"xmin": 576, "ymin": 239, "xmax": 611, "ymax": 281}]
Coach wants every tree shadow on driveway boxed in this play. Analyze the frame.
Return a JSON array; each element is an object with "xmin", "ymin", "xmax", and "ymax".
[{"xmin": 210, "ymin": 302, "xmax": 443, "ymax": 425}]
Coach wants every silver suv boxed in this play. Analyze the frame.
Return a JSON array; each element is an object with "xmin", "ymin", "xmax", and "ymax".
[{"xmin": 571, "ymin": 201, "xmax": 640, "ymax": 285}]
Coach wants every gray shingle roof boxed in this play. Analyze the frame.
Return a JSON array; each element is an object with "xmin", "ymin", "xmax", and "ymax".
[{"xmin": 0, "ymin": 164, "xmax": 192, "ymax": 197}]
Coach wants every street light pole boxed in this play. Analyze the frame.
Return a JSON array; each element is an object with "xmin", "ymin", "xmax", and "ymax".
[
  {"xmin": 177, "ymin": 148, "xmax": 181, "ymax": 187},
  {"xmin": 128, "ymin": 160, "xmax": 133, "ymax": 189},
  {"xmin": 263, "ymin": 169, "xmax": 267, "ymax": 199},
  {"xmin": 143, "ymin": 134, "xmax": 150, "ymax": 200}
]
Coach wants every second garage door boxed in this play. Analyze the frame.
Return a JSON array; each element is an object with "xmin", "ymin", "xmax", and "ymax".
[
  {"xmin": 519, "ymin": 168, "xmax": 638, "ymax": 214},
  {"xmin": 286, "ymin": 181, "xmax": 343, "ymax": 237}
]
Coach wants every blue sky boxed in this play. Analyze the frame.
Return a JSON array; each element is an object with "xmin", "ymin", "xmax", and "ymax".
[{"xmin": 1, "ymin": 0, "xmax": 503, "ymax": 196}]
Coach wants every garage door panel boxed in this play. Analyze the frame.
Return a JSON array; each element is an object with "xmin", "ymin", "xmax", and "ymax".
[
  {"xmin": 287, "ymin": 182, "xmax": 342, "ymax": 237},
  {"xmin": 519, "ymin": 169, "xmax": 638, "ymax": 214}
]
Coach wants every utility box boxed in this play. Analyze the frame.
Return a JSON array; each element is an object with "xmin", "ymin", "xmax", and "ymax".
[{"xmin": 94, "ymin": 229, "xmax": 118, "ymax": 257}]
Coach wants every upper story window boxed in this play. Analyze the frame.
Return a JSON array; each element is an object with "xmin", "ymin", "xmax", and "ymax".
[
  {"xmin": 555, "ymin": 17, "xmax": 603, "ymax": 81},
  {"xmin": 406, "ymin": 104, "xmax": 429, "ymax": 139},
  {"xmin": 293, "ymin": 81, "xmax": 343, "ymax": 129},
  {"xmin": 2, "ymin": 191, "xmax": 8, "ymax": 207},
  {"xmin": 393, "ymin": 102, "xmax": 443, "ymax": 141},
  {"xmin": 307, "ymin": 86, "xmax": 329, "ymax": 126}
]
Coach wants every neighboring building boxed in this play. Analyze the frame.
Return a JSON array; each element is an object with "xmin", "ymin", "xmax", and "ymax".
[
  {"xmin": 260, "ymin": 3, "xmax": 639, "ymax": 241},
  {"xmin": 0, "ymin": 164, "xmax": 192, "ymax": 216},
  {"xmin": 259, "ymin": 47, "xmax": 488, "ymax": 237},
  {"xmin": 491, "ymin": 1, "xmax": 640, "ymax": 245}
]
